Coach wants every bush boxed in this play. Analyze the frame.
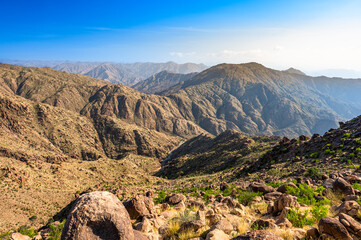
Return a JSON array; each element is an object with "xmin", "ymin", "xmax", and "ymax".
[
  {"xmin": 154, "ymin": 190, "xmax": 167, "ymax": 204},
  {"xmin": 305, "ymin": 166, "xmax": 320, "ymax": 178},
  {"xmin": 343, "ymin": 133, "xmax": 351, "ymax": 138},
  {"xmin": 237, "ymin": 191, "xmax": 262, "ymax": 206},
  {"xmin": 310, "ymin": 152, "xmax": 319, "ymax": 158},
  {"xmin": 17, "ymin": 226, "xmax": 38, "ymax": 238},
  {"xmin": 324, "ymin": 149, "xmax": 335, "ymax": 155},
  {"xmin": 311, "ymin": 205, "xmax": 328, "ymax": 221},
  {"xmin": 286, "ymin": 209, "xmax": 314, "ymax": 227},
  {"xmin": 48, "ymin": 219, "xmax": 66, "ymax": 240},
  {"xmin": 286, "ymin": 184, "xmax": 326, "ymax": 206},
  {"xmin": 352, "ymin": 183, "xmax": 361, "ymax": 191}
]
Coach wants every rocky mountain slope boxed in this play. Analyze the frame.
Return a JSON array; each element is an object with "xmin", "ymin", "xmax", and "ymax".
[
  {"xmin": 133, "ymin": 70, "xmax": 198, "ymax": 94},
  {"xmin": 157, "ymin": 130, "xmax": 280, "ymax": 179},
  {"xmin": 163, "ymin": 63, "xmax": 361, "ymax": 137}
]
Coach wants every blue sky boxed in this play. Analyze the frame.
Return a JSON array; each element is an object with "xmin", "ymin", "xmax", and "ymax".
[{"xmin": 1, "ymin": 0, "xmax": 361, "ymax": 75}]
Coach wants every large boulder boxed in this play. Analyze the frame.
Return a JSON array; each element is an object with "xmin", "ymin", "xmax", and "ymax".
[
  {"xmin": 61, "ymin": 191, "xmax": 143, "ymax": 240},
  {"xmin": 232, "ymin": 230, "xmax": 283, "ymax": 240},
  {"xmin": 123, "ymin": 195, "xmax": 154, "ymax": 220},
  {"xmin": 206, "ymin": 229, "xmax": 230, "ymax": 240},
  {"xmin": 249, "ymin": 182, "xmax": 275, "ymax": 194},
  {"xmin": 333, "ymin": 178, "xmax": 355, "ymax": 195},
  {"xmin": 318, "ymin": 217, "xmax": 352, "ymax": 240},
  {"xmin": 339, "ymin": 213, "xmax": 361, "ymax": 238},
  {"xmin": 272, "ymin": 194, "xmax": 300, "ymax": 214},
  {"xmin": 165, "ymin": 193, "xmax": 186, "ymax": 205}
]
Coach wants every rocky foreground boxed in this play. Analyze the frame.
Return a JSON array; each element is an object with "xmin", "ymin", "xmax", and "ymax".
[{"xmin": 5, "ymin": 170, "xmax": 361, "ymax": 240}]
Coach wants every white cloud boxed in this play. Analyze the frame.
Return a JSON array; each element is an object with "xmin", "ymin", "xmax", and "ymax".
[{"xmin": 169, "ymin": 51, "xmax": 196, "ymax": 57}]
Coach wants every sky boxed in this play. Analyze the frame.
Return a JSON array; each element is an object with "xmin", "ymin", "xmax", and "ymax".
[{"xmin": 1, "ymin": 0, "xmax": 361, "ymax": 77}]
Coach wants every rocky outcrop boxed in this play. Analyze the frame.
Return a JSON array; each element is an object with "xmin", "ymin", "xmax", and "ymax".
[{"xmin": 339, "ymin": 213, "xmax": 361, "ymax": 238}]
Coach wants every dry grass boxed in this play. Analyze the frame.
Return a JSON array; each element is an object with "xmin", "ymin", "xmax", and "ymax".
[
  {"xmin": 165, "ymin": 221, "xmax": 180, "ymax": 239},
  {"xmin": 236, "ymin": 218, "xmax": 251, "ymax": 234},
  {"xmin": 269, "ymin": 228, "xmax": 295, "ymax": 240}
]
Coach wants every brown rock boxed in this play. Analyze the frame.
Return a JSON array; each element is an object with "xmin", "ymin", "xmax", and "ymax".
[
  {"xmin": 306, "ymin": 228, "xmax": 320, "ymax": 239},
  {"xmin": 264, "ymin": 192, "xmax": 283, "ymax": 201},
  {"xmin": 333, "ymin": 178, "xmax": 355, "ymax": 195},
  {"xmin": 206, "ymin": 229, "xmax": 230, "ymax": 240},
  {"xmin": 123, "ymin": 195, "xmax": 154, "ymax": 220},
  {"xmin": 61, "ymin": 191, "xmax": 141, "ymax": 240},
  {"xmin": 276, "ymin": 182, "xmax": 297, "ymax": 193},
  {"xmin": 180, "ymin": 220, "xmax": 205, "ymax": 232},
  {"xmin": 10, "ymin": 233, "xmax": 31, "ymax": 240},
  {"xmin": 339, "ymin": 213, "xmax": 361, "ymax": 237},
  {"xmin": 166, "ymin": 193, "xmax": 186, "ymax": 205},
  {"xmin": 251, "ymin": 219, "xmax": 277, "ymax": 230},
  {"xmin": 275, "ymin": 217, "xmax": 292, "ymax": 228},
  {"xmin": 232, "ymin": 230, "xmax": 283, "ymax": 239},
  {"xmin": 335, "ymin": 200, "xmax": 361, "ymax": 218},
  {"xmin": 249, "ymin": 182, "xmax": 275, "ymax": 194},
  {"xmin": 318, "ymin": 217, "xmax": 352, "ymax": 240},
  {"xmin": 273, "ymin": 194, "xmax": 300, "ymax": 214},
  {"xmin": 210, "ymin": 219, "xmax": 234, "ymax": 234}
]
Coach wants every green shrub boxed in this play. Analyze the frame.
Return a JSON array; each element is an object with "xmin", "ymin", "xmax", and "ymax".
[
  {"xmin": 265, "ymin": 182, "xmax": 284, "ymax": 188},
  {"xmin": 356, "ymin": 148, "xmax": 361, "ymax": 152},
  {"xmin": 305, "ymin": 166, "xmax": 320, "ymax": 178},
  {"xmin": 154, "ymin": 190, "xmax": 167, "ymax": 204},
  {"xmin": 349, "ymin": 153, "xmax": 355, "ymax": 158},
  {"xmin": 343, "ymin": 133, "xmax": 351, "ymax": 138},
  {"xmin": 281, "ymin": 148, "xmax": 288, "ymax": 153},
  {"xmin": 48, "ymin": 219, "xmax": 66, "ymax": 240},
  {"xmin": 237, "ymin": 191, "xmax": 262, "ymax": 206},
  {"xmin": 17, "ymin": 226, "xmax": 38, "ymax": 238},
  {"xmin": 324, "ymin": 149, "xmax": 335, "ymax": 155},
  {"xmin": 287, "ymin": 209, "xmax": 314, "ymax": 227},
  {"xmin": 310, "ymin": 152, "xmax": 319, "ymax": 158},
  {"xmin": 352, "ymin": 183, "xmax": 361, "ymax": 191},
  {"xmin": 286, "ymin": 184, "xmax": 326, "ymax": 206},
  {"xmin": 311, "ymin": 205, "xmax": 328, "ymax": 221}
]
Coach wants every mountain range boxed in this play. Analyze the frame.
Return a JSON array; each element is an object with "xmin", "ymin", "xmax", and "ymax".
[{"xmin": 0, "ymin": 60, "xmax": 208, "ymax": 86}]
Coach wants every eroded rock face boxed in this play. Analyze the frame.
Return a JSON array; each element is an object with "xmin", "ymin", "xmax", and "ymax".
[
  {"xmin": 318, "ymin": 217, "xmax": 352, "ymax": 240},
  {"xmin": 61, "ymin": 191, "xmax": 138, "ymax": 240}
]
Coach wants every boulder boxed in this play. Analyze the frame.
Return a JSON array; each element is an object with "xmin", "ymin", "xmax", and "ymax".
[
  {"xmin": 206, "ymin": 229, "xmax": 230, "ymax": 240},
  {"xmin": 210, "ymin": 219, "xmax": 234, "ymax": 234},
  {"xmin": 221, "ymin": 197, "xmax": 241, "ymax": 209},
  {"xmin": 339, "ymin": 213, "xmax": 361, "ymax": 238},
  {"xmin": 333, "ymin": 178, "xmax": 355, "ymax": 195},
  {"xmin": 272, "ymin": 194, "xmax": 300, "ymax": 214},
  {"xmin": 187, "ymin": 200, "xmax": 206, "ymax": 211},
  {"xmin": 123, "ymin": 195, "xmax": 154, "ymax": 220},
  {"xmin": 318, "ymin": 217, "xmax": 352, "ymax": 240},
  {"xmin": 61, "ymin": 191, "xmax": 143, "ymax": 240},
  {"xmin": 275, "ymin": 217, "xmax": 292, "ymax": 228},
  {"xmin": 251, "ymin": 219, "xmax": 277, "ymax": 230},
  {"xmin": 180, "ymin": 220, "xmax": 205, "ymax": 232},
  {"xmin": 10, "ymin": 233, "xmax": 31, "ymax": 240},
  {"xmin": 276, "ymin": 182, "xmax": 297, "ymax": 193},
  {"xmin": 174, "ymin": 200, "xmax": 186, "ymax": 211},
  {"xmin": 264, "ymin": 192, "xmax": 283, "ymax": 201},
  {"xmin": 249, "ymin": 182, "xmax": 275, "ymax": 194},
  {"xmin": 231, "ymin": 230, "xmax": 283, "ymax": 240},
  {"xmin": 335, "ymin": 200, "xmax": 361, "ymax": 218},
  {"xmin": 165, "ymin": 193, "xmax": 186, "ymax": 205},
  {"xmin": 306, "ymin": 228, "xmax": 320, "ymax": 239}
]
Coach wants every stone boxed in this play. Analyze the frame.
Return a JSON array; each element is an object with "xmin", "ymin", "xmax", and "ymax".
[
  {"xmin": 187, "ymin": 200, "xmax": 206, "ymax": 211},
  {"xmin": 339, "ymin": 213, "xmax": 361, "ymax": 237},
  {"xmin": 61, "ymin": 191, "xmax": 144, "ymax": 240},
  {"xmin": 323, "ymin": 178, "xmax": 335, "ymax": 188},
  {"xmin": 275, "ymin": 217, "xmax": 292, "ymax": 228},
  {"xmin": 272, "ymin": 194, "xmax": 300, "ymax": 214},
  {"xmin": 221, "ymin": 196, "xmax": 241, "ymax": 209},
  {"xmin": 10, "ymin": 233, "xmax": 31, "ymax": 240},
  {"xmin": 251, "ymin": 219, "xmax": 277, "ymax": 230},
  {"xmin": 123, "ymin": 195, "xmax": 154, "ymax": 220},
  {"xmin": 335, "ymin": 200, "xmax": 361, "ymax": 218},
  {"xmin": 264, "ymin": 192, "xmax": 283, "ymax": 201},
  {"xmin": 333, "ymin": 178, "xmax": 355, "ymax": 195},
  {"xmin": 210, "ymin": 219, "xmax": 234, "ymax": 234},
  {"xmin": 306, "ymin": 228, "xmax": 320, "ymax": 239},
  {"xmin": 180, "ymin": 220, "xmax": 205, "ymax": 232},
  {"xmin": 166, "ymin": 193, "xmax": 186, "ymax": 205},
  {"xmin": 206, "ymin": 229, "xmax": 230, "ymax": 240},
  {"xmin": 318, "ymin": 217, "xmax": 352, "ymax": 240},
  {"xmin": 174, "ymin": 200, "xmax": 186, "ymax": 211},
  {"xmin": 276, "ymin": 182, "xmax": 297, "ymax": 193},
  {"xmin": 231, "ymin": 230, "xmax": 283, "ymax": 240},
  {"xmin": 249, "ymin": 182, "xmax": 275, "ymax": 194}
]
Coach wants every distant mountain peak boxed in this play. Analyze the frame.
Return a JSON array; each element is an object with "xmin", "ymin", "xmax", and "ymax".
[{"xmin": 284, "ymin": 67, "xmax": 306, "ymax": 76}]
